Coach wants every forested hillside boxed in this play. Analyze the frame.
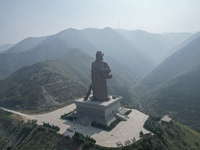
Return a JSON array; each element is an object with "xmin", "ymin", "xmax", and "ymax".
[
  {"xmin": 135, "ymin": 34, "xmax": 200, "ymax": 132},
  {"xmin": 0, "ymin": 49, "xmax": 91, "ymax": 110},
  {"xmin": 142, "ymin": 64, "xmax": 200, "ymax": 132}
]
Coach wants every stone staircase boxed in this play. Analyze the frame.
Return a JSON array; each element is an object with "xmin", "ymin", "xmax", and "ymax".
[
  {"xmin": 106, "ymin": 115, "xmax": 117, "ymax": 126},
  {"xmin": 118, "ymin": 107, "xmax": 129, "ymax": 115},
  {"xmin": 115, "ymin": 113, "xmax": 128, "ymax": 121},
  {"xmin": 115, "ymin": 107, "xmax": 130, "ymax": 121},
  {"xmin": 76, "ymin": 116, "xmax": 94, "ymax": 126}
]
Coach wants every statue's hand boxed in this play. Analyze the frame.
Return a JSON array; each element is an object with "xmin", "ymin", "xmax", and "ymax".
[{"xmin": 101, "ymin": 68, "xmax": 112, "ymax": 79}]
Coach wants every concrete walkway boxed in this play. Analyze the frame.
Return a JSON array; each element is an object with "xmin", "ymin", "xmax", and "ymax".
[{"xmin": 1, "ymin": 98, "xmax": 150, "ymax": 147}]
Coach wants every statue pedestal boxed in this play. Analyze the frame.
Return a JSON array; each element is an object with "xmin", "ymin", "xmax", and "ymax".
[{"xmin": 74, "ymin": 97, "xmax": 122, "ymax": 126}]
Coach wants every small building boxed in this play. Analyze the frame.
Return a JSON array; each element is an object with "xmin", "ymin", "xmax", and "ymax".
[{"xmin": 161, "ymin": 115, "xmax": 172, "ymax": 124}]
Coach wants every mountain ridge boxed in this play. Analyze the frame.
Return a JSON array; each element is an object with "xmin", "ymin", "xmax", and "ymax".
[
  {"xmin": 115, "ymin": 29, "xmax": 192, "ymax": 64},
  {"xmin": 0, "ymin": 27, "xmax": 156, "ymax": 81},
  {"xmin": 5, "ymin": 36, "xmax": 48, "ymax": 54}
]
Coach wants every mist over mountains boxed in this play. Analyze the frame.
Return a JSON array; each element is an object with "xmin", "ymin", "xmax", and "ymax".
[
  {"xmin": 0, "ymin": 27, "xmax": 192, "ymax": 80},
  {"xmin": 167, "ymin": 31, "xmax": 200, "ymax": 56},
  {"xmin": 0, "ymin": 44, "xmax": 14, "ymax": 53},
  {"xmin": 135, "ymin": 33, "xmax": 200, "ymax": 93},
  {"xmin": 116, "ymin": 29, "xmax": 192, "ymax": 64},
  {"xmin": 4, "ymin": 36, "xmax": 48, "ymax": 54}
]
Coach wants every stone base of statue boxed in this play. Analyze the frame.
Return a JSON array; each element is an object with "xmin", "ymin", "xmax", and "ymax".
[{"xmin": 73, "ymin": 96, "xmax": 122, "ymax": 126}]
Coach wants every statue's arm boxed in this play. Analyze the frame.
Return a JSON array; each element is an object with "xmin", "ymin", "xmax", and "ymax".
[
  {"xmin": 101, "ymin": 61, "xmax": 112, "ymax": 79},
  {"xmin": 102, "ymin": 61, "xmax": 111, "ymax": 72}
]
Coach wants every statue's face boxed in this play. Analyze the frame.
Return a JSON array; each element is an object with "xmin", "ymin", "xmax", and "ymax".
[
  {"xmin": 96, "ymin": 54, "xmax": 101, "ymax": 61},
  {"xmin": 96, "ymin": 52, "xmax": 102, "ymax": 61}
]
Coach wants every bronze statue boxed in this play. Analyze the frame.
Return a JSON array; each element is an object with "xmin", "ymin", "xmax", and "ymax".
[{"xmin": 84, "ymin": 51, "xmax": 112, "ymax": 101}]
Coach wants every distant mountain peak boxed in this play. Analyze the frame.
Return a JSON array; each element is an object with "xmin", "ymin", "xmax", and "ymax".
[
  {"xmin": 100, "ymin": 27, "xmax": 120, "ymax": 35},
  {"xmin": 57, "ymin": 28, "xmax": 80, "ymax": 35},
  {"xmin": 102, "ymin": 27, "xmax": 113, "ymax": 30}
]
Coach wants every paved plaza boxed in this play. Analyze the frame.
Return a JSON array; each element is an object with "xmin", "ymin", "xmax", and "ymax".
[{"xmin": 2, "ymin": 98, "xmax": 150, "ymax": 147}]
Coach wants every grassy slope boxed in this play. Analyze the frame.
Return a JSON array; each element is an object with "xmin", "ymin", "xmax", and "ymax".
[
  {"xmin": 140, "ymin": 116, "xmax": 200, "ymax": 150},
  {"xmin": 143, "ymin": 64, "xmax": 200, "ymax": 132}
]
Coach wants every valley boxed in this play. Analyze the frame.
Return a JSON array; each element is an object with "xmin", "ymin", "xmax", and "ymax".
[{"xmin": 135, "ymin": 32, "xmax": 200, "ymax": 132}]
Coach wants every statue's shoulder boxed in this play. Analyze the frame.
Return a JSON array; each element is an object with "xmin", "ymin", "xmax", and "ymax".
[{"xmin": 101, "ymin": 60, "xmax": 107, "ymax": 63}]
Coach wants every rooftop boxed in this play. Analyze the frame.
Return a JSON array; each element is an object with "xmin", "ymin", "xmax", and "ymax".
[{"xmin": 161, "ymin": 115, "xmax": 172, "ymax": 123}]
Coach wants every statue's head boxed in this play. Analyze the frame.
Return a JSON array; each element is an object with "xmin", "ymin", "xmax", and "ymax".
[{"xmin": 96, "ymin": 51, "xmax": 104, "ymax": 61}]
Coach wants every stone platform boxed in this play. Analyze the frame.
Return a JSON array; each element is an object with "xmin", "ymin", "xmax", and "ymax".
[
  {"xmin": 3, "ymin": 99, "xmax": 150, "ymax": 147},
  {"xmin": 74, "ymin": 97, "xmax": 122, "ymax": 126}
]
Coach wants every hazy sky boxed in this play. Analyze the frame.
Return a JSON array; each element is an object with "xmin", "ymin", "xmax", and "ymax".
[{"xmin": 1, "ymin": 0, "xmax": 200, "ymax": 45}]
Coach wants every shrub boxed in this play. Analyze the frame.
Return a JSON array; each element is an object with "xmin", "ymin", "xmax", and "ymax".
[
  {"xmin": 42, "ymin": 122, "xmax": 60, "ymax": 132},
  {"xmin": 125, "ymin": 110, "xmax": 132, "ymax": 116}
]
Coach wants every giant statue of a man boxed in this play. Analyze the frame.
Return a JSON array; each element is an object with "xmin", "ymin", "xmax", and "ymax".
[{"xmin": 91, "ymin": 51, "xmax": 112, "ymax": 101}]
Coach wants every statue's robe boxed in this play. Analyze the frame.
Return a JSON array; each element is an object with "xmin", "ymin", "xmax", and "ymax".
[{"xmin": 91, "ymin": 60, "xmax": 111, "ymax": 101}]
